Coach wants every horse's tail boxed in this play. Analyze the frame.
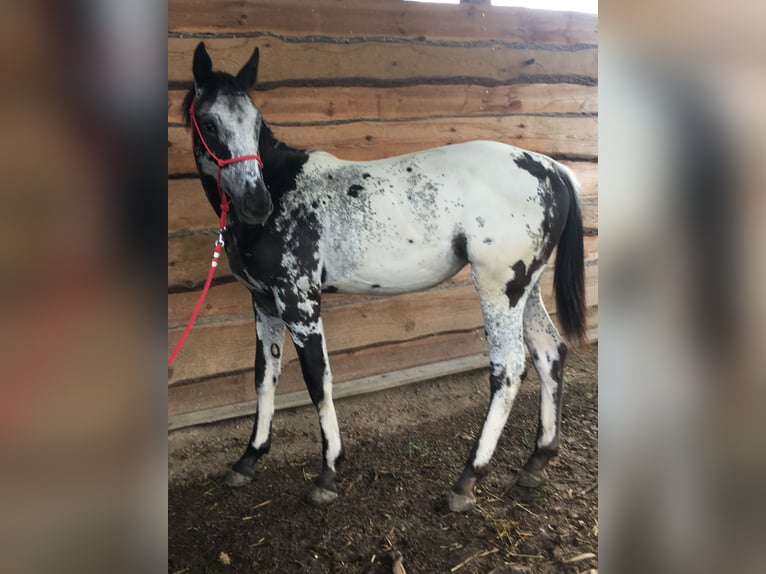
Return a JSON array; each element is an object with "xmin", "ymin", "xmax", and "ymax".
[{"xmin": 552, "ymin": 163, "xmax": 588, "ymax": 346}]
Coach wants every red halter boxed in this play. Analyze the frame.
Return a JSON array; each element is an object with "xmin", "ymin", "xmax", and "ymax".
[
  {"xmin": 168, "ymin": 99, "xmax": 265, "ymax": 368},
  {"xmin": 187, "ymin": 98, "xmax": 264, "ymax": 229}
]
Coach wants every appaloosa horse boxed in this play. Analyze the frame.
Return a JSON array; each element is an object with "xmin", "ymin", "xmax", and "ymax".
[{"xmin": 184, "ymin": 43, "xmax": 587, "ymax": 512}]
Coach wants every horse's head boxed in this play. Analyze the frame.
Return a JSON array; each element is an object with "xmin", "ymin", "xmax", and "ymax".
[{"xmin": 187, "ymin": 42, "xmax": 271, "ymax": 225}]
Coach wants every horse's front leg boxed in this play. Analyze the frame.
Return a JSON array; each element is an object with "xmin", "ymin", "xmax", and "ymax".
[
  {"xmin": 284, "ymin": 315, "xmax": 344, "ymax": 504},
  {"xmin": 225, "ymin": 304, "xmax": 285, "ymax": 487}
]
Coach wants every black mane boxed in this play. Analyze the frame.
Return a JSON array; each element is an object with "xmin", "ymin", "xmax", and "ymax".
[{"xmin": 258, "ymin": 123, "xmax": 310, "ymax": 200}]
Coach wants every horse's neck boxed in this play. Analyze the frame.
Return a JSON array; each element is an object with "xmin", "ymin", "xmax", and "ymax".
[{"xmin": 259, "ymin": 124, "xmax": 310, "ymax": 199}]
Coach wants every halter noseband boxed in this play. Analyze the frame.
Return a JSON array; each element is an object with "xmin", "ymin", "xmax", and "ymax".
[{"xmin": 188, "ymin": 98, "xmax": 264, "ymax": 229}]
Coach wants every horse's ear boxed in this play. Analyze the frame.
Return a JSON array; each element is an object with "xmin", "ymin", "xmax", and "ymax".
[
  {"xmin": 193, "ymin": 42, "xmax": 213, "ymax": 88},
  {"xmin": 236, "ymin": 47, "xmax": 260, "ymax": 91}
]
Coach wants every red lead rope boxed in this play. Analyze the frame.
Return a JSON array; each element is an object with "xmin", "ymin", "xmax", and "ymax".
[
  {"xmin": 168, "ymin": 99, "xmax": 264, "ymax": 368},
  {"xmin": 167, "ymin": 235, "xmax": 224, "ymax": 367}
]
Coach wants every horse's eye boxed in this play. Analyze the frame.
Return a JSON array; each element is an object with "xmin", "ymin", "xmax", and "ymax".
[{"xmin": 203, "ymin": 121, "xmax": 217, "ymax": 134}]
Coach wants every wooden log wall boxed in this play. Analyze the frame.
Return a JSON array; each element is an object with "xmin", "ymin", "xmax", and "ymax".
[{"xmin": 168, "ymin": 0, "xmax": 598, "ymax": 430}]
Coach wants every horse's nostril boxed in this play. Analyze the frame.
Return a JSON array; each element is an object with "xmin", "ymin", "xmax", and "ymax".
[{"xmin": 244, "ymin": 190, "xmax": 271, "ymax": 215}]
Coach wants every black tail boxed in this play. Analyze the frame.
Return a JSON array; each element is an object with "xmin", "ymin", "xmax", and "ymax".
[{"xmin": 553, "ymin": 164, "xmax": 588, "ymax": 346}]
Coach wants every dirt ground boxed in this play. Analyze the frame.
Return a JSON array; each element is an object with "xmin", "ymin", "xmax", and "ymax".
[{"xmin": 169, "ymin": 344, "xmax": 597, "ymax": 573}]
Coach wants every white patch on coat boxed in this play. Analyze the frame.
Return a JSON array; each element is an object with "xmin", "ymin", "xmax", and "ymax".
[
  {"xmin": 275, "ymin": 141, "xmax": 553, "ymax": 296},
  {"xmin": 472, "ymin": 299, "xmax": 527, "ymax": 469},
  {"xmin": 238, "ymin": 268, "xmax": 269, "ymax": 293},
  {"xmin": 316, "ymin": 321, "xmax": 342, "ymax": 470},
  {"xmin": 297, "ymin": 299, "xmax": 317, "ymax": 317},
  {"xmin": 473, "ymin": 382, "xmax": 522, "ymax": 468},
  {"xmin": 251, "ymin": 312, "xmax": 285, "ymax": 449},
  {"xmin": 319, "ymin": 399, "xmax": 342, "ymax": 471},
  {"xmin": 523, "ymin": 280, "xmax": 565, "ymax": 448},
  {"xmin": 538, "ymin": 383, "xmax": 558, "ymax": 447},
  {"xmin": 252, "ymin": 384, "xmax": 275, "ymax": 449}
]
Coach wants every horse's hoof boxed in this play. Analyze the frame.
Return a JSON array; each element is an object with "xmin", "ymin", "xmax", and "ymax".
[
  {"xmin": 224, "ymin": 469, "xmax": 254, "ymax": 488},
  {"xmin": 447, "ymin": 491, "xmax": 475, "ymax": 513},
  {"xmin": 307, "ymin": 486, "xmax": 338, "ymax": 505},
  {"xmin": 516, "ymin": 468, "xmax": 547, "ymax": 488}
]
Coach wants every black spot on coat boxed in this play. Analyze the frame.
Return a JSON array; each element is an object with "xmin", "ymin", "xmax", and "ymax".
[
  {"xmin": 452, "ymin": 233, "xmax": 468, "ymax": 262},
  {"xmin": 347, "ymin": 184, "xmax": 364, "ymax": 198},
  {"xmin": 504, "ymin": 258, "xmax": 545, "ymax": 309},
  {"xmin": 514, "ymin": 152, "xmax": 550, "ymax": 181}
]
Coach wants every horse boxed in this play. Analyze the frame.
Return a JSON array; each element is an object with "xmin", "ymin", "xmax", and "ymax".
[{"xmin": 182, "ymin": 42, "xmax": 587, "ymax": 512}]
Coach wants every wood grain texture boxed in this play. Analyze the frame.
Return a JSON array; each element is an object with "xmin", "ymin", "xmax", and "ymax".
[
  {"xmin": 168, "ymin": 114, "xmax": 597, "ymax": 175},
  {"xmin": 168, "ymin": 262, "xmax": 598, "ymax": 385},
  {"xmin": 168, "ymin": 0, "xmax": 598, "ymax": 45},
  {"xmin": 168, "ymin": 37, "xmax": 597, "ymax": 85},
  {"xmin": 169, "ymin": 327, "xmax": 487, "ymax": 417},
  {"xmin": 168, "ymin": 266, "xmax": 476, "ymax": 326},
  {"xmin": 168, "ymin": 306, "xmax": 598, "ymax": 429},
  {"xmin": 168, "ymin": 83, "xmax": 598, "ymax": 125},
  {"xmin": 168, "ymin": 352, "xmax": 494, "ymax": 430},
  {"xmin": 169, "ymin": 283, "xmax": 486, "ymax": 384}
]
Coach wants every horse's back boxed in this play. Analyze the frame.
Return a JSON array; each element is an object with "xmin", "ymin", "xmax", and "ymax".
[{"xmin": 299, "ymin": 142, "xmax": 562, "ymax": 295}]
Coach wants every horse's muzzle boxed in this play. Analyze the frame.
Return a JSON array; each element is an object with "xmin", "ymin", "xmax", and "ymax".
[
  {"xmin": 240, "ymin": 184, "xmax": 273, "ymax": 225},
  {"xmin": 238, "ymin": 204, "xmax": 273, "ymax": 225}
]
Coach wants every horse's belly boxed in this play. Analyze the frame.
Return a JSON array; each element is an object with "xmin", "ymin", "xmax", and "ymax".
[{"xmin": 325, "ymin": 241, "xmax": 465, "ymax": 295}]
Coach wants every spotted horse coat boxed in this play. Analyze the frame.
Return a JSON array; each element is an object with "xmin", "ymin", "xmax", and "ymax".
[{"xmin": 185, "ymin": 43, "xmax": 588, "ymax": 511}]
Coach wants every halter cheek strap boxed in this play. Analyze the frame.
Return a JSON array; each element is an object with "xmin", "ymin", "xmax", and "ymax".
[
  {"xmin": 188, "ymin": 98, "xmax": 264, "ymax": 229},
  {"xmin": 168, "ymin": 99, "xmax": 265, "ymax": 368}
]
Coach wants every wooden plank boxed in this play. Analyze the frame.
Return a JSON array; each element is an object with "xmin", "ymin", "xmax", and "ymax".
[
  {"xmin": 168, "ymin": 283, "xmax": 486, "ymax": 384},
  {"xmin": 168, "ymin": 83, "xmax": 598, "ymax": 125},
  {"xmin": 168, "ymin": 261, "xmax": 598, "ymax": 385},
  {"xmin": 581, "ymin": 195, "xmax": 597, "ymax": 233},
  {"xmin": 168, "ymin": 0, "xmax": 598, "ymax": 45},
  {"xmin": 168, "ymin": 160, "xmax": 597, "ymax": 235},
  {"xmin": 264, "ymin": 114, "xmax": 597, "ymax": 161},
  {"xmin": 168, "ymin": 114, "xmax": 597, "ymax": 175},
  {"xmin": 169, "ymin": 232, "xmax": 232, "ymax": 290},
  {"xmin": 168, "ymin": 327, "xmax": 487, "ymax": 418},
  {"xmin": 169, "ymin": 280, "xmax": 250, "ymax": 325},
  {"xmin": 168, "ymin": 265, "xmax": 475, "ymax": 326},
  {"xmin": 168, "ymin": 37, "xmax": 597, "ymax": 85},
  {"xmin": 561, "ymin": 160, "xmax": 598, "ymax": 197},
  {"xmin": 168, "ymin": 307, "xmax": 599, "ymax": 430},
  {"xmin": 168, "ymin": 352, "xmax": 491, "ymax": 431}
]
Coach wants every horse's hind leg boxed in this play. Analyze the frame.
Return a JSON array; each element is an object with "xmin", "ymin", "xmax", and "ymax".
[
  {"xmin": 517, "ymin": 279, "xmax": 568, "ymax": 488},
  {"xmin": 449, "ymin": 279, "xmax": 529, "ymax": 512},
  {"xmin": 226, "ymin": 307, "xmax": 285, "ymax": 487}
]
